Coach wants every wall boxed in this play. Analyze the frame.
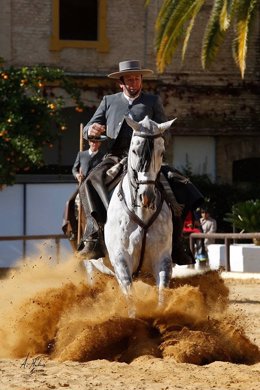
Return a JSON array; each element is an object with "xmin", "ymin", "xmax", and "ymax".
[
  {"xmin": 1, "ymin": 0, "xmax": 258, "ymax": 79},
  {"xmin": 0, "ymin": 0, "xmax": 259, "ymax": 186},
  {"xmin": 172, "ymin": 136, "xmax": 216, "ymax": 181}
]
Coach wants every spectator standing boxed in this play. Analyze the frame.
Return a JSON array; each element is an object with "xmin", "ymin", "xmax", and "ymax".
[{"xmin": 196, "ymin": 207, "xmax": 217, "ymax": 261}]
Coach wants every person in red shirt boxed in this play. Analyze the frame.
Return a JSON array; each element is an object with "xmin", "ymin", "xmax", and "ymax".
[{"xmin": 183, "ymin": 210, "xmax": 201, "ymax": 234}]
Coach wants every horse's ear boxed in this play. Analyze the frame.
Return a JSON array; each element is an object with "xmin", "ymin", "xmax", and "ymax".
[
  {"xmin": 125, "ymin": 116, "xmax": 141, "ymax": 131},
  {"xmin": 158, "ymin": 118, "xmax": 177, "ymax": 132}
]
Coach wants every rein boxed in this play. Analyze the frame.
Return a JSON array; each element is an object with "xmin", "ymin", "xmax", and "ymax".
[
  {"xmin": 117, "ymin": 174, "xmax": 164, "ymax": 278},
  {"xmin": 118, "ymin": 174, "xmax": 163, "ymax": 230}
]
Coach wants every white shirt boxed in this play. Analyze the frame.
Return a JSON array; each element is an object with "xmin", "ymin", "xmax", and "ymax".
[
  {"xmin": 88, "ymin": 149, "xmax": 98, "ymax": 156},
  {"xmin": 123, "ymin": 93, "xmax": 139, "ymax": 106}
]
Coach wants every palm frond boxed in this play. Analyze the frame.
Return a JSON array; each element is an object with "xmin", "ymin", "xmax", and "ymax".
[
  {"xmin": 219, "ymin": 0, "xmax": 233, "ymax": 30},
  {"xmin": 202, "ymin": 0, "xmax": 227, "ymax": 69},
  {"xmin": 157, "ymin": 28, "xmax": 184, "ymax": 72},
  {"xmin": 156, "ymin": 0, "xmax": 205, "ymax": 72},
  {"xmin": 155, "ymin": 0, "xmax": 179, "ymax": 46},
  {"xmin": 147, "ymin": 0, "xmax": 258, "ymax": 77},
  {"xmin": 232, "ymin": 0, "xmax": 258, "ymax": 78},
  {"xmin": 182, "ymin": 0, "xmax": 205, "ymax": 61}
]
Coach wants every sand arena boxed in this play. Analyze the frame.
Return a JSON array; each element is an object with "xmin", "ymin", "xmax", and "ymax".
[{"xmin": 0, "ymin": 248, "xmax": 259, "ymax": 389}]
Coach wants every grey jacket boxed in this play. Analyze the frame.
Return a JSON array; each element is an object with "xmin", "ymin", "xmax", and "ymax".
[
  {"xmin": 200, "ymin": 217, "xmax": 217, "ymax": 247},
  {"xmin": 83, "ymin": 92, "xmax": 167, "ymax": 140},
  {"xmin": 72, "ymin": 149, "xmax": 104, "ymax": 179}
]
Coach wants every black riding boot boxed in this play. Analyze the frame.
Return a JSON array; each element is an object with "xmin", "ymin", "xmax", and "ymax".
[
  {"xmin": 78, "ymin": 215, "xmax": 106, "ymax": 259},
  {"xmin": 172, "ymin": 216, "xmax": 195, "ymax": 265}
]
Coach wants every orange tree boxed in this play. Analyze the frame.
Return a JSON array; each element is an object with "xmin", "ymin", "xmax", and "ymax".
[{"xmin": 0, "ymin": 62, "xmax": 83, "ymax": 186}]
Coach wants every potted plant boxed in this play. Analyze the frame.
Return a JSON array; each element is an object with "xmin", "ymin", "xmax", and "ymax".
[{"xmin": 224, "ymin": 199, "xmax": 260, "ymax": 245}]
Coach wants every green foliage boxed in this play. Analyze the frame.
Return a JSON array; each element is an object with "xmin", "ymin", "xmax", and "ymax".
[
  {"xmin": 153, "ymin": 0, "xmax": 205, "ymax": 72},
  {"xmin": 224, "ymin": 199, "xmax": 260, "ymax": 232},
  {"xmin": 183, "ymin": 168, "xmax": 260, "ymax": 232},
  {"xmin": 0, "ymin": 64, "xmax": 83, "ymax": 186},
  {"xmin": 202, "ymin": 0, "xmax": 228, "ymax": 70},
  {"xmin": 150, "ymin": 0, "xmax": 258, "ymax": 78}
]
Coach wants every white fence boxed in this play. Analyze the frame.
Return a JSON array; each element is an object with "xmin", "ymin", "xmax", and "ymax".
[
  {"xmin": 190, "ymin": 232, "xmax": 260, "ymax": 272},
  {"xmin": 0, "ymin": 183, "xmax": 76, "ymax": 267}
]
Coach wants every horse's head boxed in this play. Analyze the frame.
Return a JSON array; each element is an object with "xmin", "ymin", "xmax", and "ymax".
[{"xmin": 125, "ymin": 115, "xmax": 176, "ymax": 209}]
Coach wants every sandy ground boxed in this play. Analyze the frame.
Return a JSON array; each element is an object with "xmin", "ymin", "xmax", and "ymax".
[{"xmin": 0, "ymin": 251, "xmax": 259, "ymax": 390}]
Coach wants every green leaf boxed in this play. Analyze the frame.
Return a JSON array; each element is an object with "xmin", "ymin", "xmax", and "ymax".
[
  {"xmin": 0, "ymin": 64, "xmax": 83, "ymax": 186},
  {"xmin": 224, "ymin": 199, "xmax": 260, "ymax": 232}
]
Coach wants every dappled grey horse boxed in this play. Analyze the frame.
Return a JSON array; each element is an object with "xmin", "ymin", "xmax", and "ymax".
[{"xmin": 98, "ymin": 116, "xmax": 176, "ymax": 314}]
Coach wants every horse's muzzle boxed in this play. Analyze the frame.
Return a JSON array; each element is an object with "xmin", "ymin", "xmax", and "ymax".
[{"xmin": 139, "ymin": 188, "xmax": 156, "ymax": 209}]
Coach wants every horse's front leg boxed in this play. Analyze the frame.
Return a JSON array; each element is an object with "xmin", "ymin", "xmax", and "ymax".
[
  {"xmin": 113, "ymin": 254, "xmax": 136, "ymax": 318},
  {"xmin": 156, "ymin": 256, "xmax": 172, "ymax": 308},
  {"xmin": 83, "ymin": 260, "xmax": 95, "ymax": 286}
]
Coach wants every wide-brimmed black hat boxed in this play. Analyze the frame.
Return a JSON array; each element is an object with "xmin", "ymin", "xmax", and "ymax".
[{"xmin": 108, "ymin": 60, "xmax": 154, "ymax": 79}]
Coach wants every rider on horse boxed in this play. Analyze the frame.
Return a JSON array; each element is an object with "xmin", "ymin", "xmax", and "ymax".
[{"xmin": 78, "ymin": 60, "xmax": 204, "ymax": 265}]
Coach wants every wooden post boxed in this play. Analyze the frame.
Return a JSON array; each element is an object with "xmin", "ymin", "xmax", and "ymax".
[
  {"xmin": 189, "ymin": 234, "xmax": 195, "ymax": 255},
  {"xmin": 225, "ymin": 237, "xmax": 231, "ymax": 271},
  {"xmin": 77, "ymin": 123, "xmax": 84, "ymax": 245}
]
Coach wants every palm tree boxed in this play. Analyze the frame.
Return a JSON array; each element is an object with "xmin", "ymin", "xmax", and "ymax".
[{"xmin": 146, "ymin": 0, "xmax": 258, "ymax": 78}]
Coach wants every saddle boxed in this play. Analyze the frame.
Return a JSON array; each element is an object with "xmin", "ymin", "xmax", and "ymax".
[{"xmin": 105, "ymin": 157, "xmax": 183, "ymax": 217}]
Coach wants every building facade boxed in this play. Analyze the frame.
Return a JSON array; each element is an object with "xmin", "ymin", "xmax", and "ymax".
[
  {"xmin": 0, "ymin": 0, "xmax": 259, "ymax": 185},
  {"xmin": 0, "ymin": 0, "xmax": 260, "ymax": 265}
]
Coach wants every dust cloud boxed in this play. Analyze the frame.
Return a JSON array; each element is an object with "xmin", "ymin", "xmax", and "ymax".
[{"xmin": 0, "ymin": 249, "xmax": 259, "ymax": 366}]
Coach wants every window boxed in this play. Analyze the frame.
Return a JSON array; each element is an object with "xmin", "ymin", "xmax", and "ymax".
[
  {"xmin": 60, "ymin": 0, "xmax": 98, "ymax": 41},
  {"xmin": 50, "ymin": 0, "xmax": 109, "ymax": 51}
]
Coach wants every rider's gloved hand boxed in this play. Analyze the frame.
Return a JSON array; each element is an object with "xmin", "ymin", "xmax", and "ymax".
[{"xmin": 88, "ymin": 123, "xmax": 106, "ymax": 138}]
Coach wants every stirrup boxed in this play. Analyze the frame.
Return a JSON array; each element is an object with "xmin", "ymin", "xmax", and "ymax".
[{"xmin": 77, "ymin": 238, "xmax": 105, "ymax": 259}]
